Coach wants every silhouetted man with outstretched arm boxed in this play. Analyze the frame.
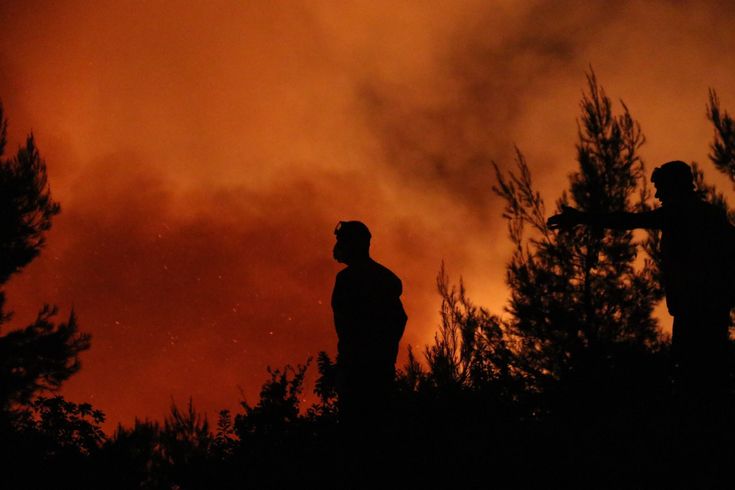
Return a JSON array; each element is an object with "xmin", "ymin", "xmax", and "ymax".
[
  {"xmin": 331, "ymin": 220, "xmax": 407, "ymax": 485},
  {"xmin": 548, "ymin": 161, "xmax": 733, "ymax": 405}
]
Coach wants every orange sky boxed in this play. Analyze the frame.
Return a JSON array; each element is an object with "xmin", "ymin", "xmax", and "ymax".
[{"xmin": 2, "ymin": 1, "xmax": 735, "ymax": 428}]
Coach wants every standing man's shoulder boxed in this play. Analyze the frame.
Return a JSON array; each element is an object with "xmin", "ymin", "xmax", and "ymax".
[
  {"xmin": 334, "ymin": 266, "xmax": 356, "ymax": 288},
  {"xmin": 369, "ymin": 260, "xmax": 403, "ymax": 296}
]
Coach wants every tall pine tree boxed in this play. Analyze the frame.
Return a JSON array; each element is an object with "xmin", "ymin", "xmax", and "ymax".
[
  {"xmin": 0, "ymin": 101, "xmax": 90, "ymax": 411},
  {"xmin": 493, "ymin": 72, "xmax": 662, "ymax": 390}
]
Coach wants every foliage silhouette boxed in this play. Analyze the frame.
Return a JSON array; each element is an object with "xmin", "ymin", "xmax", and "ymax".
[
  {"xmin": 309, "ymin": 351, "xmax": 338, "ymax": 419},
  {"xmin": 0, "ymin": 101, "xmax": 101, "ymax": 490},
  {"xmin": 493, "ymin": 72, "xmax": 663, "ymax": 408},
  {"xmin": 13, "ymin": 395, "xmax": 106, "ymax": 453},
  {"xmin": 96, "ymin": 402, "xmax": 216, "ymax": 490},
  {"xmin": 0, "ymin": 306, "xmax": 90, "ymax": 410},
  {"xmin": 422, "ymin": 263, "xmax": 519, "ymax": 399},
  {"xmin": 0, "ymin": 102, "xmax": 90, "ymax": 413},
  {"xmin": 707, "ymin": 89, "xmax": 735, "ymax": 184},
  {"xmin": 2, "ymin": 396, "xmax": 105, "ymax": 489},
  {"xmin": 0, "ymin": 121, "xmax": 60, "ymax": 284}
]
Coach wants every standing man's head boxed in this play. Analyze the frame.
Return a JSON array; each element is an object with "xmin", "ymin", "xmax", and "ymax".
[
  {"xmin": 333, "ymin": 221, "xmax": 371, "ymax": 265},
  {"xmin": 651, "ymin": 161, "xmax": 695, "ymax": 205}
]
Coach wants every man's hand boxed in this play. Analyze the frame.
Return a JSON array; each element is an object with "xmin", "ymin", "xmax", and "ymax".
[{"xmin": 547, "ymin": 205, "xmax": 584, "ymax": 230}]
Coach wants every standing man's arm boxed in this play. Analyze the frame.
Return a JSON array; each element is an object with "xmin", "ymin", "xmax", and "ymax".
[{"xmin": 547, "ymin": 205, "xmax": 664, "ymax": 231}]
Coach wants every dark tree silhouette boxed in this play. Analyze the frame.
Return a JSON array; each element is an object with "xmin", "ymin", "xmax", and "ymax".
[
  {"xmin": 12, "ymin": 395, "xmax": 105, "ymax": 453},
  {"xmin": 97, "ymin": 401, "xmax": 215, "ymax": 490},
  {"xmin": 0, "ymin": 101, "xmax": 99, "ymax": 490},
  {"xmin": 707, "ymin": 90, "xmax": 735, "ymax": 184},
  {"xmin": 98, "ymin": 419, "xmax": 164, "ymax": 489},
  {"xmin": 493, "ymin": 72, "xmax": 662, "ymax": 390},
  {"xmin": 235, "ymin": 361, "xmax": 309, "ymax": 439},
  {"xmin": 0, "ymin": 102, "xmax": 90, "ymax": 412},
  {"xmin": 309, "ymin": 351, "xmax": 337, "ymax": 419},
  {"xmin": 0, "ymin": 306, "xmax": 90, "ymax": 410},
  {"xmin": 423, "ymin": 263, "xmax": 516, "ymax": 393},
  {"xmin": 0, "ymin": 126, "xmax": 59, "ymax": 284}
]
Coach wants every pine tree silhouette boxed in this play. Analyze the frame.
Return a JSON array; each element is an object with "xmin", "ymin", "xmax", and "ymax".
[
  {"xmin": 0, "ymin": 101, "xmax": 90, "ymax": 412},
  {"xmin": 0, "ymin": 100, "xmax": 100, "ymax": 490},
  {"xmin": 493, "ymin": 72, "xmax": 662, "ymax": 388},
  {"xmin": 707, "ymin": 90, "xmax": 735, "ymax": 184}
]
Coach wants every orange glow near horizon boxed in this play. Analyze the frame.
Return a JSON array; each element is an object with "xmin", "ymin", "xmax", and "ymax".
[{"xmin": 2, "ymin": 1, "xmax": 735, "ymax": 428}]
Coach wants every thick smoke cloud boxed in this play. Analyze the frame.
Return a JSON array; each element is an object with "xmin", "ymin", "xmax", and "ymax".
[{"xmin": 1, "ymin": 1, "xmax": 735, "ymax": 426}]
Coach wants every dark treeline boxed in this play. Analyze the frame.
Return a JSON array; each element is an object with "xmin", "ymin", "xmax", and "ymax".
[{"xmin": 3, "ymin": 73, "xmax": 735, "ymax": 489}]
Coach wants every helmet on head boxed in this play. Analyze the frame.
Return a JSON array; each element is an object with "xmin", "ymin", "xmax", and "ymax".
[
  {"xmin": 334, "ymin": 221, "xmax": 371, "ymax": 246},
  {"xmin": 651, "ymin": 160, "xmax": 694, "ymax": 192}
]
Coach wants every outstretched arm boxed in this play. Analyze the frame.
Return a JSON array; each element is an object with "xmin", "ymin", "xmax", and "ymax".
[{"xmin": 547, "ymin": 205, "xmax": 663, "ymax": 231}]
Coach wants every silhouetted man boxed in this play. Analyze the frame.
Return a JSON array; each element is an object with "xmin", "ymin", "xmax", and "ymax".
[
  {"xmin": 548, "ymin": 161, "xmax": 733, "ymax": 403},
  {"xmin": 331, "ymin": 220, "xmax": 407, "ymax": 482}
]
